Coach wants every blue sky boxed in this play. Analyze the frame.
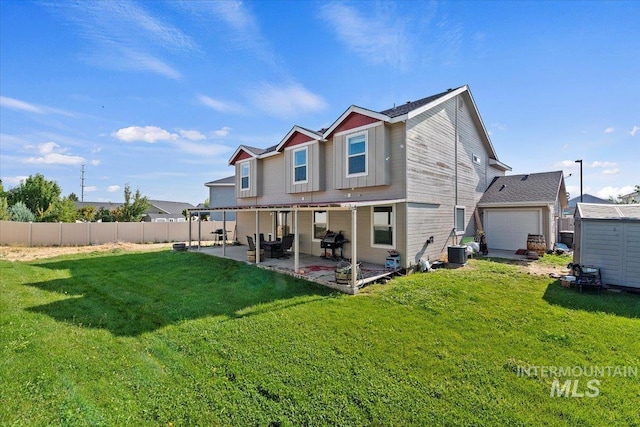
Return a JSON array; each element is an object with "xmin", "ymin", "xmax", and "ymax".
[{"xmin": 1, "ymin": 0, "xmax": 638, "ymax": 205}]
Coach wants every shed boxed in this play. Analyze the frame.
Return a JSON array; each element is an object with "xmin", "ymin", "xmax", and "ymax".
[{"xmin": 573, "ymin": 203, "xmax": 640, "ymax": 289}]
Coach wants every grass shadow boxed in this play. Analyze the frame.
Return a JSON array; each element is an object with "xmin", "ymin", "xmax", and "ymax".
[
  {"xmin": 25, "ymin": 250, "xmax": 336, "ymax": 336},
  {"xmin": 542, "ymin": 281, "xmax": 640, "ymax": 319}
]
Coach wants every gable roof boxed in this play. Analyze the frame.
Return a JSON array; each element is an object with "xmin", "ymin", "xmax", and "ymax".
[
  {"xmin": 568, "ymin": 193, "xmax": 609, "ymax": 208},
  {"xmin": 147, "ymin": 200, "xmax": 195, "ymax": 214},
  {"xmin": 478, "ymin": 171, "xmax": 567, "ymax": 208},
  {"xmin": 227, "ymin": 85, "xmax": 509, "ymax": 170},
  {"xmin": 576, "ymin": 203, "xmax": 640, "ymax": 220},
  {"xmin": 205, "ymin": 175, "xmax": 235, "ymax": 186},
  {"xmin": 275, "ymin": 126, "xmax": 325, "ymax": 152}
]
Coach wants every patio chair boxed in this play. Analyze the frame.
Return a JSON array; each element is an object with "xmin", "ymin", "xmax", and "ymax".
[
  {"xmin": 246, "ymin": 236, "xmax": 256, "ymax": 251},
  {"xmin": 277, "ymin": 234, "xmax": 294, "ymax": 258}
]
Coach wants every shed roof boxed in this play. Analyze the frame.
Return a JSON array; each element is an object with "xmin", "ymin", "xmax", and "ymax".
[
  {"xmin": 478, "ymin": 171, "xmax": 567, "ymax": 207},
  {"xmin": 576, "ymin": 203, "xmax": 640, "ymax": 220},
  {"xmin": 205, "ymin": 176, "xmax": 235, "ymax": 186}
]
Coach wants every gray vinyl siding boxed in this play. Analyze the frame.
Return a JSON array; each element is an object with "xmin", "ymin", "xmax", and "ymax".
[
  {"xmin": 333, "ymin": 123, "xmax": 391, "ymax": 189},
  {"xmin": 208, "ymin": 186, "xmax": 236, "ymax": 220},
  {"xmin": 235, "ymin": 122, "xmax": 405, "ymax": 207},
  {"xmin": 403, "ymin": 95, "xmax": 505, "ymax": 263},
  {"xmin": 236, "ymin": 159, "xmax": 259, "ymax": 198},
  {"xmin": 285, "ymin": 143, "xmax": 323, "ymax": 193}
]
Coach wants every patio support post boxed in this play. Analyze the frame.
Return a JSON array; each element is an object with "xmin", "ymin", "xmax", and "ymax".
[
  {"xmin": 294, "ymin": 208, "xmax": 299, "ymax": 273},
  {"xmin": 351, "ymin": 207, "xmax": 357, "ymax": 289},
  {"xmin": 255, "ymin": 210, "xmax": 260, "ymax": 265},
  {"xmin": 222, "ymin": 210, "xmax": 226, "ymax": 257},
  {"xmin": 188, "ymin": 216, "xmax": 192, "ymax": 249},
  {"xmin": 198, "ymin": 210, "xmax": 202, "ymax": 250}
]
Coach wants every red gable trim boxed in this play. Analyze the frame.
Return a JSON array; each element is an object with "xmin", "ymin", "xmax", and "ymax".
[
  {"xmin": 230, "ymin": 149, "xmax": 253, "ymax": 165},
  {"xmin": 279, "ymin": 131, "xmax": 314, "ymax": 151},
  {"xmin": 329, "ymin": 112, "xmax": 380, "ymax": 137}
]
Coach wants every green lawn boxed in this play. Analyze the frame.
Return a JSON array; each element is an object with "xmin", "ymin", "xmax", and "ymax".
[{"xmin": 1, "ymin": 249, "xmax": 638, "ymax": 426}]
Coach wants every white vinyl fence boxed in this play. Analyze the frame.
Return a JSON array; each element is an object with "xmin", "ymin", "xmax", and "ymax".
[{"xmin": 0, "ymin": 220, "xmax": 236, "ymax": 247}]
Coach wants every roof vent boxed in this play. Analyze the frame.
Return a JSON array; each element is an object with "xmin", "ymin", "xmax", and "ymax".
[
  {"xmin": 521, "ymin": 175, "xmax": 529, "ymax": 181},
  {"xmin": 499, "ymin": 184, "xmax": 507, "ymax": 191}
]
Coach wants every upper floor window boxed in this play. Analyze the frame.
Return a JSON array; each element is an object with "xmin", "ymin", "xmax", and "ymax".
[
  {"xmin": 455, "ymin": 206, "xmax": 465, "ymax": 234},
  {"xmin": 347, "ymin": 133, "xmax": 367, "ymax": 177},
  {"xmin": 240, "ymin": 162, "xmax": 250, "ymax": 190},
  {"xmin": 293, "ymin": 147, "xmax": 308, "ymax": 183},
  {"xmin": 372, "ymin": 205, "xmax": 394, "ymax": 247}
]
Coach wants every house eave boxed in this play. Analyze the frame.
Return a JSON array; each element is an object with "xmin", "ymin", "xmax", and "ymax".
[
  {"xmin": 489, "ymin": 158, "xmax": 512, "ymax": 171},
  {"xmin": 478, "ymin": 201, "xmax": 555, "ymax": 208},
  {"xmin": 322, "ymin": 106, "xmax": 390, "ymax": 139}
]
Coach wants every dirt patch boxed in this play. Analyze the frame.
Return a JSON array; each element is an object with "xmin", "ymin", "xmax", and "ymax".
[{"xmin": 0, "ymin": 242, "xmax": 174, "ymax": 262}]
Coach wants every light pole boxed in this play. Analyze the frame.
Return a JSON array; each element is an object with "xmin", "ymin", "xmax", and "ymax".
[{"xmin": 575, "ymin": 159, "xmax": 583, "ymax": 203}]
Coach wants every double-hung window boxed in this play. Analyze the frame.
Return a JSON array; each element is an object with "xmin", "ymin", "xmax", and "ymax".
[
  {"xmin": 372, "ymin": 205, "xmax": 394, "ymax": 247},
  {"xmin": 347, "ymin": 133, "xmax": 367, "ymax": 176},
  {"xmin": 240, "ymin": 162, "xmax": 250, "ymax": 190},
  {"xmin": 293, "ymin": 147, "xmax": 308, "ymax": 183},
  {"xmin": 312, "ymin": 210, "xmax": 327, "ymax": 240}
]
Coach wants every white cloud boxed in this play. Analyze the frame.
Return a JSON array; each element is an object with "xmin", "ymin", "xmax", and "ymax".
[
  {"xmin": 84, "ymin": 186, "xmax": 98, "ymax": 192},
  {"xmin": 175, "ymin": 141, "xmax": 231, "ymax": 157},
  {"xmin": 24, "ymin": 142, "xmax": 85, "ymax": 165},
  {"xmin": 604, "ymin": 127, "xmax": 615, "ymax": 134},
  {"xmin": 590, "ymin": 161, "xmax": 617, "ymax": 168},
  {"xmin": 107, "ymin": 185, "xmax": 121, "ymax": 193},
  {"xmin": 556, "ymin": 160, "xmax": 579, "ymax": 168},
  {"xmin": 210, "ymin": 127, "xmax": 231, "ymax": 138},
  {"xmin": 112, "ymin": 126, "xmax": 179, "ymax": 143},
  {"xmin": 319, "ymin": 3, "xmax": 410, "ymax": 68},
  {"xmin": 248, "ymin": 83, "xmax": 327, "ymax": 118},
  {"xmin": 49, "ymin": 2, "xmax": 193, "ymax": 80},
  {"xmin": 602, "ymin": 168, "xmax": 620, "ymax": 175},
  {"xmin": 197, "ymin": 95, "xmax": 244, "ymax": 113},
  {"xmin": 2, "ymin": 176, "xmax": 29, "ymax": 186},
  {"xmin": 90, "ymin": 160, "xmax": 100, "ymax": 166},
  {"xmin": 178, "ymin": 129, "xmax": 207, "ymax": 141},
  {"xmin": 0, "ymin": 96, "xmax": 74, "ymax": 117},
  {"xmin": 631, "ymin": 125, "xmax": 640, "ymax": 136},
  {"xmin": 596, "ymin": 186, "xmax": 634, "ymax": 199}
]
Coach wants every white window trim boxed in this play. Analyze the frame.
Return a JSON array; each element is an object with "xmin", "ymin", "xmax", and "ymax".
[
  {"xmin": 455, "ymin": 205, "xmax": 466, "ymax": 235},
  {"xmin": 311, "ymin": 210, "xmax": 329, "ymax": 242},
  {"xmin": 371, "ymin": 205, "xmax": 396, "ymax": 249},
  {"xmin": 346, "ymin": 131, "xmax": 368, "ymax": 178},
  {"xmin": 293, "ymin": 146, "xmax": 308, "ymax": 184},
  {"xmin": 240, "ymin": 161, "xmax": 250, "ymax": 191}
]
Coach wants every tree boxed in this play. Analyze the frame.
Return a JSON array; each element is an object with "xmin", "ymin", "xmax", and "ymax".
[
  {"xmin": 9, "ymin": 201, "xmax": 36, "ymax": 222},
  {"xmin": 52, "ymin": 197, "xmax": 78, "ymax": 222},
  {"xmin": 7, "ymin": 174, "xmax": 61, "ymax": 217},
  {"xmin": 77, "ymin": 205, "xmax": 97, "ymax": 222},
  {"xmin": 68, "ymin": 192, "xmax": 79, "ymax": 201},
  {"xmin": 0, "ymin": 180, "xmax": 9, "ymax": 220},
  {"xmin": 96, "ymin": 206, "xmax": 115, "ymax": 222},
  {"xmin": 112, "ymin": 184, "xmax": 149, "ymax": 222}
]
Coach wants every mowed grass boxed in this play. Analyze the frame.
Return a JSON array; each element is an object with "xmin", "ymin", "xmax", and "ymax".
[{"xmin": 1, "ymin": 249, "xmax": 639, "ymax": 426}]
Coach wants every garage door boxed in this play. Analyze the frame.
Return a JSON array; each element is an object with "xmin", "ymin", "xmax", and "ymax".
[{"xmin": 485, "ymin": 210, "xmax": 541, "ymax": 251}]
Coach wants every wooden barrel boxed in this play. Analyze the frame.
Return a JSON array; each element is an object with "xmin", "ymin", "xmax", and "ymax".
[
  {"xmin": 247, "ymin": 249, "xmax": 264, "ymax": 263},
  {"xmin": 526, "ymin": 234, "xmax": 546, "ymax": 255}
]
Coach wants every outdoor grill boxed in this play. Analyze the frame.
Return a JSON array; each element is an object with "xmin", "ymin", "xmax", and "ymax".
[{"xmin": 320, "ymin": 230, "xmax": 347, "ymax": 260}]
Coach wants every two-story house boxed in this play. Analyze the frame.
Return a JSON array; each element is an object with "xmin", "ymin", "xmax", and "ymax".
[{"xmin": 215, "ymin": 85, "xmax": 511, "ymax": 275}]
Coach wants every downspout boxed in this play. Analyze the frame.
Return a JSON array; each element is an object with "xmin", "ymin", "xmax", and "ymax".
[{"xmin": 454, "ymin": 96, "xmax": 459, "ymax": 245}]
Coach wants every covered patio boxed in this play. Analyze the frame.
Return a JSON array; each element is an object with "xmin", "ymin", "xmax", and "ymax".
[{"xmin": 187, "ymin": 200, "xmax": 405, "ymax": 294}]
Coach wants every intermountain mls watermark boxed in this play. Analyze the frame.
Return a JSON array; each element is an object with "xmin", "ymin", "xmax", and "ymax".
[{"xmin": 517, "ymin": 365, "xmax": 638, "ymax": 398}]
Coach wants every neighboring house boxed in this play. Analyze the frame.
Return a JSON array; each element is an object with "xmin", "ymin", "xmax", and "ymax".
[
  {"xmin": 75, "ymin": 200, "xmax": 194, "ymax": 222},
  {"xmin": 565, "ymin": 193, "xmax": 610, "ymax": 216},
  {"xmin": 142, "ymin": 200, "xmax": 195, "ymax": 222},
  {"xmin": 211, "ymin": 85, "xmax": 512, "ymax": 270},
  {"xmin": 573, "ymin": 203, "xmax": 640, "ymax": 289},
  {"xmin": 619, "ymin": 190, "xmax": 639, "ymax": 204},
  {"xmin": 477, "ymin": 171, "xmax": 568, "ymax": 251},
  {"xmin": 205, "ymin": 176, "xmax": 236, "ymax": 221}
]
